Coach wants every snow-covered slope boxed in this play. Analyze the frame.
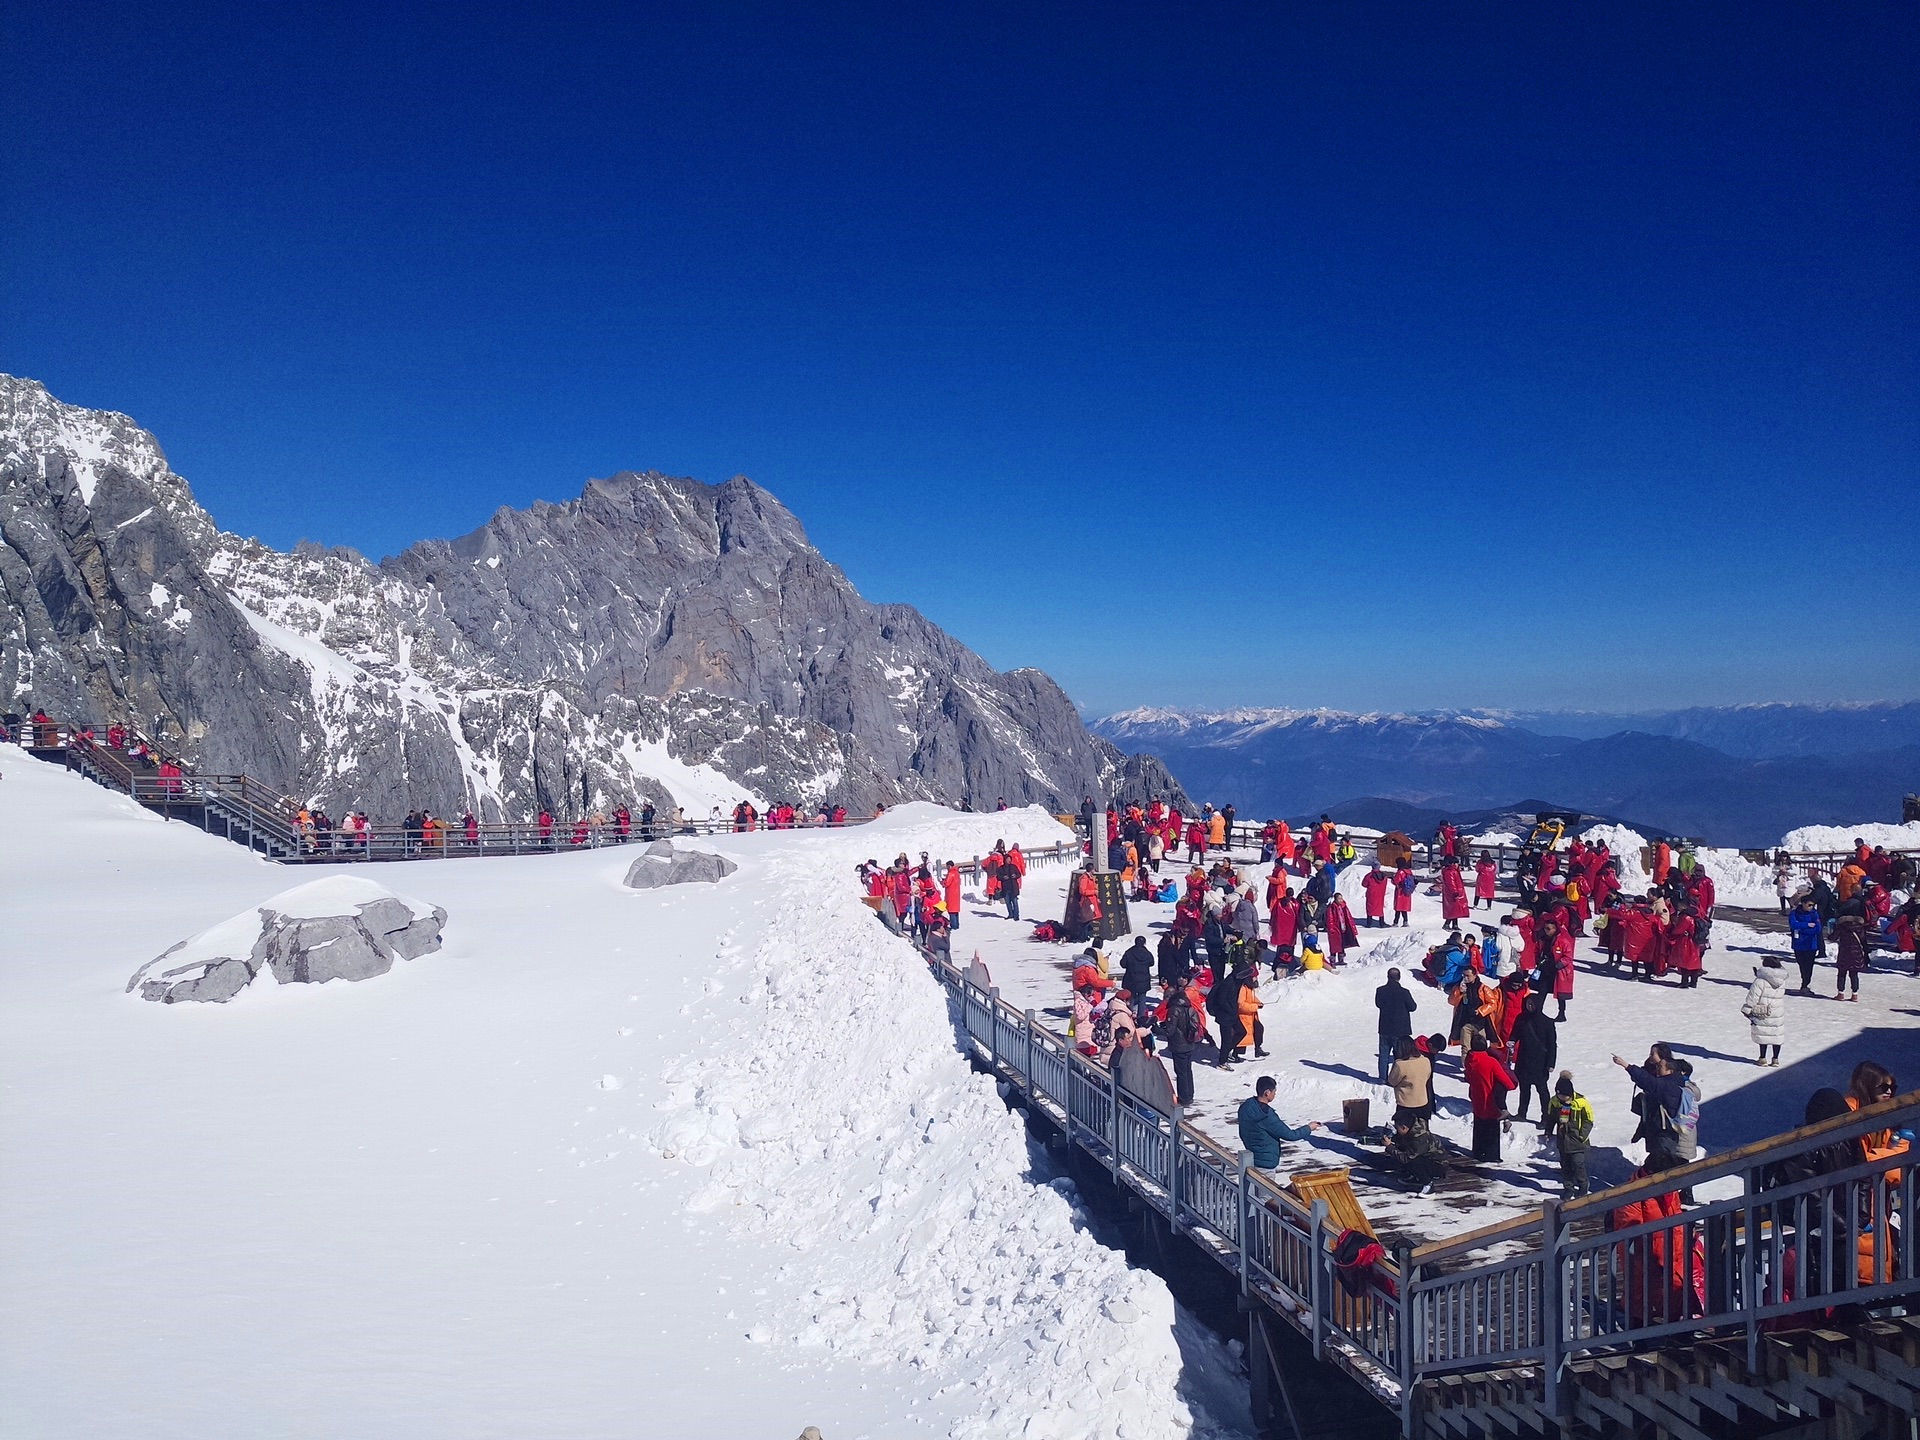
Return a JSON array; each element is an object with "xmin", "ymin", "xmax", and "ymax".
[{"xmin": 0, "ymin": 753, "xmax": 1247, "ymax": 1438}]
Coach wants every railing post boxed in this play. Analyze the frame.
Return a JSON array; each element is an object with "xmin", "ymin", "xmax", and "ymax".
[
  {"xmin": 1309, "ymin": 1196, "xmax": 1329, "ymax": 1361},
  {"xmin": 1168, "ymin": 1106, "xmax": 1182, "ymax": 1227},
  {"xmin": 986, "ymin": 987, "xmax": 1000, "ymax": 1065},
  {"xmin": 1743, "ymin": 1163, "xmax": 1762, "ymax": 1371},
  {"xmin": 1540, "ymin": 1197, "xmax": 1562, "ymax": 1419},
  {"xmin": 1108, "ymin": 1062, "xmax": 1121, "ymax": 1179},
  {"xmin": 1024, "ymin": 1009, "xmax": 1036, "ymax": 1095},
  {"xmin": 1397, "ymin": 1244, "xmax": 1417, "ymax": 1439},
  {"xmin": 1237, "ymin": 1154, "xmax": 1252, "ymax": 1295}
]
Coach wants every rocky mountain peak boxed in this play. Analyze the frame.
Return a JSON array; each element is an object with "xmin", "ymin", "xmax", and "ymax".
[{"xmin": 2, "ymin": 376, "xmax": 1185, "ymax": 820}]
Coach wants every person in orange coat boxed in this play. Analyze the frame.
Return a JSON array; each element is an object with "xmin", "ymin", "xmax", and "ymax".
[
  {"xmin": 1652, "ymin": 840, "xmax": 1672, "ymax": 885},
  {"xmin": 1610, "ymin": 1161, "xmax": 1704, "ymax": 1326},
  {"xmin": 1235, "ymin": 963, "xmax": 1267, "ymax": 1058},
  {"xmin": 1846, "ymin": 1061, "xmax": 1907, "ymax": 1185},
  {"xmin": 1836, "ymin": 861, "xmax": 1867, "ymax": 902}
]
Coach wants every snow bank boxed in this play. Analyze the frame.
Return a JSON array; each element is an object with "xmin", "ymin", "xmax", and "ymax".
[
  {"xmin": 648, "ymin": 806, "xmax": 1246, "ymax": 1439},
  {"xmin": 1778, "ymin": 820, "xmax": 1920, "ymax": 853},
  {"xmin": 1574, "ymin": 824, "xmax": 1775, "ymax": 906}
]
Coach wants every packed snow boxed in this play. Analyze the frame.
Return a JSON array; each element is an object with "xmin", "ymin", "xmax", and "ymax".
[
  {"xmin": 1778, "ymin": 820, "xmax": 1920, "ymax": 853},
  {"xmin": 0, "ymin": 756, "xmax": 1250, "ymax": 1439}
]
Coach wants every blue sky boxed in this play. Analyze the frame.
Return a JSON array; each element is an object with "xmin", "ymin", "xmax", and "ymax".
[{"xmin": 4, "ymin": 2, "xmax": 1915, "ymax": 715}]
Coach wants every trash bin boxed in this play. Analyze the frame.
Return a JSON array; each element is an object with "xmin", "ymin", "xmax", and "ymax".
[{"xmin": 1343, "ymin": 1098, "xmax": 1371, "ymax": 1137}]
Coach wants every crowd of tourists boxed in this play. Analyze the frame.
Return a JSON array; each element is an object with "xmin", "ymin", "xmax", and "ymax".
[{"xmin": 867, "ymin": 800, "xmax": 1915, "ymax": 1235}]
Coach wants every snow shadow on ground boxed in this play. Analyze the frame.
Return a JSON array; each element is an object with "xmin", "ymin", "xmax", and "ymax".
[{"xmin": 1698, "ymin": 1024, "xmax": 1920, "ymax": 1150}]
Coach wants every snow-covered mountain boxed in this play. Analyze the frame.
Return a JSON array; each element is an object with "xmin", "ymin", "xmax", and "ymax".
[{"xmin": 0, "ymin": 375, "xmax": 1180, "ymax": 819}]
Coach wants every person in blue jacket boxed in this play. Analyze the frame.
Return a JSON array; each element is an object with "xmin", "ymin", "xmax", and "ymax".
[
  {"xmin": 1787, "ymin": 895, "xmax": 1824, "ymax": 994},
  {"xmin": 1236, "ymin": 1076, "xmax": 1321, "ymax": 1170},
  {"xmin": 1437, "ymin": 933, "xmax": 1476, "ymax": 990}
]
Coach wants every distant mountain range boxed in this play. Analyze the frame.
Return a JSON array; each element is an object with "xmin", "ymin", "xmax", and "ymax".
[{"xmin": 1092, "ymin": 705, "xmax": 1920, "ymax": 847}]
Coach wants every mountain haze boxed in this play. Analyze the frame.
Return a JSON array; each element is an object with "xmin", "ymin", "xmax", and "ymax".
[{"xmin": 1095, "ymin": 706, "xmax": 1918, "ymax": 846}]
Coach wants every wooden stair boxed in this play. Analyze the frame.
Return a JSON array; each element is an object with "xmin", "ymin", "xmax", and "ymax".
[{"xmin": 1417, "ymin": 1317, "xmax": 1920, "ymax": 1438}]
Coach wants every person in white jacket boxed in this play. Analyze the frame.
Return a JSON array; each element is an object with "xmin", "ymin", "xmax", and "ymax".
[
  {"xmin": 1741, "ymin": 957, "xmax": 1788, "ymax": 1066},
  {"xmin": 1773, "ymin": 861, "xmax": 1800, "ymax": 915},
  {"xmin": 1497, "ymin": 917, "xmax": 1525, "ymax": 975}
]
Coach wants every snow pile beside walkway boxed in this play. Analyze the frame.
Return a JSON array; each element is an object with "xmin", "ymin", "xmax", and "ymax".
[
  {"xmin": 1575, "ymin": 824, "xmax": 1774, "ymax": 906},
  {"xmin": 648, "ymin": 808, "xmax": 1245, "ymax": 1440},
  {"xmin": 1778, "ymin": 820, "xmax": 1920, "ymax": 852}
]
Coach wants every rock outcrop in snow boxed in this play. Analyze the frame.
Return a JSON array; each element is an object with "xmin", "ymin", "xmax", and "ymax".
[
  {"xmin": 2, "ymin": 375, "xmax": 1185, "ymax": 822},
  {"xmin": 127, "ymin": 876, "xmax": 447, "ymax": 1003},
  {"xmin": 622, "ymin": 840, "xmax": 737, "ymax": 889}
]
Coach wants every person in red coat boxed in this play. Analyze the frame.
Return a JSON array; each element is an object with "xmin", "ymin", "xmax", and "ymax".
[
  {"xmin": 1589, "ymin": 862, "xmax": 1621, "ymax": 916},
  {"xmin": 943, "ymin": 862, "xmax": 963, "ymax": 933},
  {"xmin": 1440, "ymin": 862, "xmax": 1470, "ymax": 926},
  {"xmin": 1465, "ymin": 1033, "xmax": 1516, "ymax": 1162},
  {"xmin": 1546, "ymin": 921, "xmax": 1576, "ymax": 1019},
  {"xmin": 1185, "ymin": 821, "xmax": 1207, "ymax": 864},
  {"xmin": 1361, "ymin": 863, "xmax": 1390, "ymax": 927},
  {"xmin": 1325, "ymin": 894, "xmax": 1359, "ymax": 965},
  {"xmin": 1392, "ymin": 863, "xmax": 1416, "ymax": 926},
  {"xmin": 1685, "ymin": 870, "xmax": 1716, "ymax": 919},
  {"xmin": 1268, "ymin": 892, "xmax": 1303, "ymax": 975},
  {"xmin": 1473, "ymin": 854, "xmax": 1498, "ymax": 909},
  {"xmin": 1666, "ymin": 909, "xmax": 1703, "ymax": 988}
]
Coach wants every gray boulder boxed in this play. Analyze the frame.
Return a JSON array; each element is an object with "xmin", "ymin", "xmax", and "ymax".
[
  {"xmin": 623, "ymin": 840, "xmax": 737, "ymax": 890},
  {"xmin": 128, "ymin": 876, "xmax": 447, "ymax": 1004}
]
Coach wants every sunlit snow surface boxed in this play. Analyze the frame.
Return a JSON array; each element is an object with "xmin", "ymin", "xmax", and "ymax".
[{"xmin": 0, "ymin": 759, "xmax": 1250, "ymax": 1440}]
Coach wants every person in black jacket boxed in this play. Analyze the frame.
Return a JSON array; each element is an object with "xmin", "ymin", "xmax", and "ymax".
[
  {"xmin": 1511, "ymin": 993, "xmax": 1558, "ymax": 1124},
  {"xmin": 1161, "ymin": 985, "xmax": 1202, "ymax": 1105},
  {"xmin": 999, "ymin": 860, "xmax": 1022, "ymax": 921},
  {"xmin": 1374, "ymin": 968, "xmax": 1418, "ymax": 1081},
  {"xmin": 1209, "ymin": 967, "xmax": 1244, "ymax": 1067},
  {"xmin": 1119, "ymin": 936, "xmax": 1154, "ymax": 1009},
  {"xmin": 1156, "ymin": 931, "xmax": 1184, "ymax": 989},
  {"xmin": 1614, "ymin": 1043, "xmax": 1686, "ymax": 1169}
]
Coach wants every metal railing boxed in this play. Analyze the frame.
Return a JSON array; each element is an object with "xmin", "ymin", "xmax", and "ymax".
[
  {"xmin": 1401, "ymin": 1090, "xmax": 1919, "ymax": 1419},
  {"xmin": 933, "ymin": 954, "xmax": 1409, "ymax": 1406},
  {"xmin": 927, "ymin": 934, "xmax": 1920, "ymax": 1432}
]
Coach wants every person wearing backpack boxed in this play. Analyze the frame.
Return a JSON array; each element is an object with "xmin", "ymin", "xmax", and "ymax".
[
  {"xmin": 1547, "ymin": 1072, "xmax": 1595, "ymax": 1199},
  {"xmin": 1161, "ymin": 984, "xmax": 1205, "ymax": 1104},
  {"xmin": 1615, "ymin": 1043, "xmax": 1686, "ymax": 1171},
  {"xmin": 1392, "ymin": 862, "xmax": 1417, "ymax": 926}
]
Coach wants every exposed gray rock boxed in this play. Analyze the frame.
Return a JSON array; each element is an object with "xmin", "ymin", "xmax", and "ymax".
[
  {"xmin": 623, "ymin": 841, "xmax": 737, "ymax": 889},
  {"xmin": 2, "ymin": 374, "xmax": 1189, "ymax": 820},
  {"xmin": 127, "ymin": 877, "xmax": 447, "ymax": 1003}
]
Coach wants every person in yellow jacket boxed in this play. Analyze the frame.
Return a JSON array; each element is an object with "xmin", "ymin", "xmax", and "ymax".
[{"xmin": 1300, "ymin": 933, "xmax": 1327, "ymax": 971}]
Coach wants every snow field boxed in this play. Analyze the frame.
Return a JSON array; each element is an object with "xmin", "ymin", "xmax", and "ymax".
[{"xmin": 0, "ymin": 762, "xmax": 1251, "ymax": 1439}]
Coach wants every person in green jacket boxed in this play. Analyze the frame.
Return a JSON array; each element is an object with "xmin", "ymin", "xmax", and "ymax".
[
  {"xmin": 1236, "ymin": 1076, "xmax": 1321, "ymax": 1170},
  {"xmin": 1545, "ymin": 1071, "xmax": 1594, "ymax": 1199}
]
